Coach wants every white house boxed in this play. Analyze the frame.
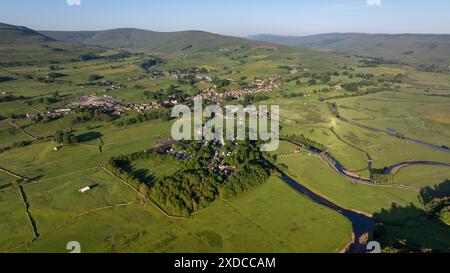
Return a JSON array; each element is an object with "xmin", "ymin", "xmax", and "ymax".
[{"xmin": 79, "ymin": 186, "xmax": 91, "ymax": 193}]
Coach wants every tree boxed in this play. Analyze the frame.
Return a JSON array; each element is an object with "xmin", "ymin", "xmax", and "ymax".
[
  {"xmin": 47, "ymin": 72, "xmax": 65, "ymax": 79},
  {"xmin": 139, "ymin": 183, "xmax": 150, "ymax": 197},
  {"xmin": 88, "ymin": 74, "xmax": 104, "ymax": 82},
  {"xmin": 342, "ymin": 82, "xmax": 359, "ymax": 92},
  {"xmin": 307, "ymin": 79, "xmax": 317, "ymax": 86},
  {"xmin": 54, "ymin": 130, "xmax": 78, "ymax": 145},
  {"xmin": 53, "ymin": 131, "xmax": 64, "ymax": 144}
]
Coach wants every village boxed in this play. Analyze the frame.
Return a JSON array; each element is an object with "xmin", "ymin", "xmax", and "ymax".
[
  {"xmin": 201, "ymin": 75, "xmax": 282, "ymax": 103},
  {"xmin": 17, "ymin": 73, "xmax": 283, "ymax": 123},
  {"xmin": 152, "ymin": 138, "xmax": 239, "ymax": 178},
  {"xmin": 127, "ymin": 68, "xmax": 213, "ymax": 83}
]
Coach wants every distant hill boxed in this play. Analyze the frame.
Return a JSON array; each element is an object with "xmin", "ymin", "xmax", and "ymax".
[
  {"xmin": 0, "ymin": 23, "xmax": 101, "ymax": 65},
  {"xmin": 41, "ymin": 28, "xmax": 273, "ymax": 52},
  {"xmin": 39, "ymin": 31, "xmax": 98, "ymax": 44},
  {"xmin": 0, "ymin": 22, "xmax": 53, "ymax": 43},
  {"xmin": 249, "ymin": 33, "xmax": 450, "ymax": 66}
]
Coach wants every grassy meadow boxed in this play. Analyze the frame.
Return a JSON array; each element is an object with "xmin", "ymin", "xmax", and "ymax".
[{"xmin": 1, "ymin": 30, "xmax": 449, "ymax": 253}]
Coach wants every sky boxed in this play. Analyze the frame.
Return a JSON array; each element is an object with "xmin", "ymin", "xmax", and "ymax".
[{"xmin": 0, "ymin": 0, "xmax": 449, "ymax": 36}]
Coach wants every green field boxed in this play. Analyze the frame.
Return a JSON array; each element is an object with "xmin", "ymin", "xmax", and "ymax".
[
  {"xmin": 277, "ymin": 153, "xmax": 421, "ymax": 214},
  {"xmin": 1, "ymin": 21, "xmax": 449, "ymax": 253},
  {"xmin": 13, "ymin": 176, "xmax": 351, "ymax": 253},
  {"xmin": 394, "ymin": 165, "xmax": 450, "ymax": 188}
]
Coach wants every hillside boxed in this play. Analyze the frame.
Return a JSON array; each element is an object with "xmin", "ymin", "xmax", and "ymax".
[
  {"xmin": 38, "ymin": 31, "xmax": 98, "ymax": 44},
  {"xmin": 250, "ymin": 33, "xmax": 450, "ymax": 66},
  {"xmin": 0, "ymin": 22, "xmax": 53, "ymax": 43},
  {"xmin": 41, "ymin": 28, "xmax": 275, "ymax": 52},
  {"xmin": 0, "ymin": 23, "xmax": 101, "ymax": 66}
]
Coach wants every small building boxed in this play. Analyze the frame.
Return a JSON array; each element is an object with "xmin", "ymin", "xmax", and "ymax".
[{"xmin": 79, "ymin": 186, "xmax": 91, "ymax": 193}]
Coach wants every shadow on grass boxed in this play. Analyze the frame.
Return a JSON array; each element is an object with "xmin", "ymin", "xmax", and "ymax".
[
  {"xmin": 89, "ymin": 183, "xmax": 100, "ymax": 190},
  {"xmin": 373, "ymin": 180, "xmax": 450, "ymax": 253},
  {"xmin": 30, "ymin": 175, "xmax": 44, "ymax": 181},
  {"xmin": 77, "ymin": 131, "xmax": 103, "ymax": 143},
  {"xmin": 420, "ymin": 179, "xmax": 450, "ymax": 204},
  {"xmin": 133, "ymin": 168, "xmax": 157, "ymax": 187}
]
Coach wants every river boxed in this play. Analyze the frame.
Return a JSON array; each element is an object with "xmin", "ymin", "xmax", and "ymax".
[
  {"xmin": 338, "ymin": 117, "xmax": 450, "ymax": 153},
  {"xmin": 281, "ymin": 174, "xmax": 376, "ymax": 253}
]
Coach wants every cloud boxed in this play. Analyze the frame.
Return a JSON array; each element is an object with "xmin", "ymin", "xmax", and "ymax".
[
  {"xmin": 367, "ymin": 0, "xmax": 382, "ymax": 6},
  {"xmin": 66, "ymin": 0, "xmax": 81, "ymax": 6}
]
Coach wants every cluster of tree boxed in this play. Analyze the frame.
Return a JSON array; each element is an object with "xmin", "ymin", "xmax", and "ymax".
[
  {"xmin": 166, "ymin": 85, "xmax": 189, "ymax": 102},
  {"xmin": 0, "ymin": 95, "xmax": 26, "ymax": 103},
  {"xmin": 284, "ymin": 134, "xmax": 325, "ymax": 152},
  {"xmin": 70, "ymin": 109, "xmax": 114, "ymax": 125},
  {"xmin": 115, "ymin": 108, "xmax": 172, "ymax": 127},
  {"xmin": 377, "ymin": 74, "xmax": 403, "ymax": 84},
  {"xmin": 78, "ymin": 51, "xmax": 138, "ymax": 63},
  {"xmin": 31, "ymin": 114, "xmax": 60, "ymax": 124},
  {"xmin": 219, "ymin": 164, "xmax": 269, "ymax": 200},
  {"xmin": 358, "ymin": 56, "xmax": 399, "ymax": 67},
  {"xmin": 284, "ymin": 74, "xmax": 301, "ymax": 83},
  {"xmin": 12, "ymin": 140, "xmax": 33, "ymax": 148},
  {"xmin": 241, "ymin": 94, "xmax": 270, "ymax": 105},
  {"xmin": 353, "ymin": 73, "xmax": 375, "ymax": 80},
  {"xmin": 296, "ymin": 71, "xmax": 340, "ymax": 85},
  {"xmin": 141, "ymin": 57, "xmax": 164, "ymax": 71},
  {"xmin": 79, "ymin": 53, "xmax": 102, "ymax": 61},
  {"xmin": 370, "ymin": 168, "xmax": 395, "ymax": 184},
  {"xmin": 107, "ymin": 141, "xmax": 270, "ymax": 217},
  {"xmin": 150, "ymin": 169, "xmax": 220, "ymax": 217},
  {"xmin": 420, "ymin": 180, "xmax": 450, "ymax": 226},
  {"xmin": 0, "ymin": 76, "xmax": 15, "ymax": 83},
  {"xmin": 282, "ymin": 92, "xmax": 304, "ymax": 99},
  {"xmin": 302, "ymin": 71, "xmax": 339, "ymax": 79},
  {"xmin": 88, "ymin": 74, "xmax": 104, "ymax": 82},
  {"xmin": 53, "ymin": 130, "xmax": 78, "ymax": 145},
  {"xmin": 341, "ymin": 82, "xmax": 360, "ymax": 92},
  {"xmin": 47, "ymin": 72, "xmax": 66, "ymax": 79},
  {"xmin": 307, "ymin": 79, "xmax": 318, "ymax": 86},
  {"xmin": 212, "ymin": 78, "xmax": 231, "ymax": 89},
  {"xmin": 0, "ymin": 140, "xmax": 34, "ymax": 153},
  {"xmin": 417, "ymin": 64, "xmax": 446, "ymax": 73},
  {"xmin": 424, "ymin": 197, "xmax": 449, "ymax": 226},
  {"xmin": 106, "ymin": 50, "xmax": 135, "ymax": 60},
  {"xmin": 106, "ymin": 156, "xmax": 143, "ymax": 190},
  {"xmin": 145, "ymin": 85, "xmax": 189, "ymax": 104},
  {"xmin": 150, "ymin": 142, "xmax": 269, "ymax": 216},
  {"xmin": 36, "ymin": 91, "xmax": 62, "ymax": 104}
]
